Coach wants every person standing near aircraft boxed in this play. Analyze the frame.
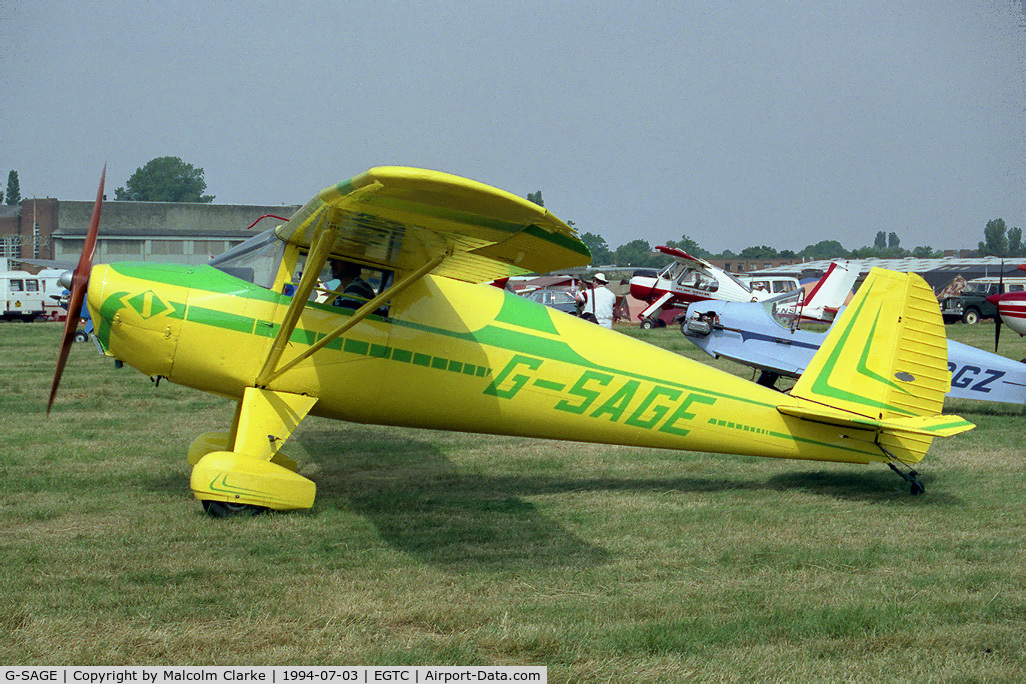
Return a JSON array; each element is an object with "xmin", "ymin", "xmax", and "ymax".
[{"xmin": 575, "ymin": 272, "xmax": 616, "ymax": 328}]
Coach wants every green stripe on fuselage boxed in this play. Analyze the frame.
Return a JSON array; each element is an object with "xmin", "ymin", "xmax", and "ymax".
[{"xmin": 103, "ymin": 263, "xmax": 776, "ymax": 409}]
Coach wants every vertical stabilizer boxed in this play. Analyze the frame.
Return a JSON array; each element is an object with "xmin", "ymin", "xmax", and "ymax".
[
  {"xmin": 801, "ymin": 260, "xmax": 858, "ymax": 317},
  {"xmin": 790, "ymin": 268, "xmax": 950, "ymax": 420}
]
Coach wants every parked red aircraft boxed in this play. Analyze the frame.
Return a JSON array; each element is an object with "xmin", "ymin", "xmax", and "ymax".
[{"xmin": 987, "ymin": 263, "xmax": 1026, "ymax": 350}]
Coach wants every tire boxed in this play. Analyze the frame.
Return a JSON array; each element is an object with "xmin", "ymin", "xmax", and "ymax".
[
  {"xmin": 640, "ymin": 319, "xmax": 654, "ymax": 330},
  {"xmin": 202, "ymin": 500, "xmax": 267, "ymax": 518},
  {"xmin": 962, "ymin": 308, "xmax": 980, "ymax": 325},
  {"xmin": 73, "ymin": 331, "xmax": 89, "ymax": 343}
]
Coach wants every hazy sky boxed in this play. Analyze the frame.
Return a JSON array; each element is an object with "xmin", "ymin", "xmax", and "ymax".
[{"xmin": 3, "ymin": 1, "xmax": 1025, "ymax": 254}]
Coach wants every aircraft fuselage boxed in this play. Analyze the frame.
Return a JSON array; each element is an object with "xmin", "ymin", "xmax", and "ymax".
[{"xmin": 87, "ymin": 262, "xmax": 895, "ymax": 466}]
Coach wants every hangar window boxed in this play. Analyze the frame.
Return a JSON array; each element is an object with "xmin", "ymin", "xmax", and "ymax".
[
  {"xmin": 104, "ymin": 239, "xmax": 143, "ymax": 256},
  {"xmin": 150, "ymin": 240, "xmax": 184, "ymax": 255}
]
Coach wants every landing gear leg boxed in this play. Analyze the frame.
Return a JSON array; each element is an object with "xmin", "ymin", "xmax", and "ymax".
[
  {"xmin": 756, "ymin": 371, "xmax": 780, "ymax": 389},
  {"xmin": 877, "ymin": 439, "xmax": 925, "ymax": 495},
  {"xmin": 886, "ymin": 462, "xmax": 925, "ymax": 495}
]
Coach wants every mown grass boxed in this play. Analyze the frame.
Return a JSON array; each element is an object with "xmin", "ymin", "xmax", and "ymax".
[{"xmin": 1, "ymin": 320, "xmax": 1024, "ymax": 681}]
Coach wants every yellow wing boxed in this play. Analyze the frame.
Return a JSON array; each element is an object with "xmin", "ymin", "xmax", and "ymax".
[{"xmin": 275, "ymin": 166, "xmax": 591, "ymax": 282}]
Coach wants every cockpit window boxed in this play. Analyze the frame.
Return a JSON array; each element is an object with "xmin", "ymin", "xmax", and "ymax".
[
  {"xmin": 280, "ymin": 252, "xmax": 394, "ymax": 316},
  {"xmin": 773, "ymin": 280, "xmax": 797, "ymax": 293},
  {"xmin": 660, "ymin": 262, "xmax": 684, "ymax": 280}
]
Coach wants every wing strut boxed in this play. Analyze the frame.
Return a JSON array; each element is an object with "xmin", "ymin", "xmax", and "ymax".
[
  {"xmin": 256, "ymin": 251, "xmax": 448, "ymax": 387},
  {"xmin": 255, "ymin": 211, "xmax": 340, "ymax": 387}
]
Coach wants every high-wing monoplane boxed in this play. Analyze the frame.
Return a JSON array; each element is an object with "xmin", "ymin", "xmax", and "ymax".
[
  {"xmin": 683, "ymin": 296, "xmax": 1026, "ymax": 404},
  {"xmin": 49, "ymin": 166, "xmax": 972, "ymax": 514},
  {"xmin": 628, "ymin": 247, "xmax": 800, "ymax": 326}
]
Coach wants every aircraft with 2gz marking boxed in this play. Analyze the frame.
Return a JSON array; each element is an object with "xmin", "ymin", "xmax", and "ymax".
[{"xmin": 48, "ymin": 166, "xmax": 974, "ymax": 515}]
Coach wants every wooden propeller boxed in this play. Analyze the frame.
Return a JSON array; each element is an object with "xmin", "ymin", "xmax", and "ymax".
[{"xmin": 47, "ymin": 165, "xmax": 105, "ymax": 415}]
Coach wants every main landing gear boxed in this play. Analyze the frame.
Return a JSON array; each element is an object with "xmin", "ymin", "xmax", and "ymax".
[{"xmin": 188, "ymin": 388, "xmax": 319, "ymax": 517}]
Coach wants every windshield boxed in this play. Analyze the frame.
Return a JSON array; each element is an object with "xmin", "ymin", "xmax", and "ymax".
[
  {"xmin": 761, "ymin": 289, "xmax": 803, "ymax": 329},
  {"xmin": 209, "ymin": 228, "xmax": 285, "ymax": 288}
]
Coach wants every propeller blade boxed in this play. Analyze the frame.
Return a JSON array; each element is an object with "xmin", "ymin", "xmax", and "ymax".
[
  {"xmin": 995, "ymin": 260, "xmax": 1005, "ymax": 352},
  {"xmin": 47, "ymin": 165, "xmax": 105, "ymax": 415}
]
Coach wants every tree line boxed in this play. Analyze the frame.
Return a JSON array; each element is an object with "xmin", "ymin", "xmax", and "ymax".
[
  {"xmin": 574, "ymin": 231, "xmax": 950, "ymax": 269},
  {"xmin": 525, "ymin": 189, "xmax": 1021, "ymax": 267}
]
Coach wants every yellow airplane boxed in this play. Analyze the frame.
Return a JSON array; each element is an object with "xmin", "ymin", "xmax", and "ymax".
[{"xmin": 49, "ymin": 166, "xmax": 973, "ymax": 515}]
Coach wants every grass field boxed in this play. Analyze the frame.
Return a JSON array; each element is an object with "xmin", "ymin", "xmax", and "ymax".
[{"xmin": 1, "ymin": 320, "xmax": 1024, "ymax": 681}]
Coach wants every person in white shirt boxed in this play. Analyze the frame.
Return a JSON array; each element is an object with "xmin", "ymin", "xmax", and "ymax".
[{"xmin": 575, "ymin": 272, "xmax": 616, "ymax": 329}]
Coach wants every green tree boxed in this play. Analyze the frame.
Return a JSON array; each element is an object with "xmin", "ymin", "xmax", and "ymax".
[
  {"xmin": 1008, "ymin": 226, "xmax": 1023, "ymax": 256},
  {"xmin": 614, "ymin": 239, "xmax": 660, "ymax": 268},
  {"xmin": 5, "ymin": 170, "xmax": 20, "ymax": 205},
  {"xmin": 526, "ymin": 191, "xmax": 544, "ymax": 207},
  {"xmin": 580, "ymin": 232, "xmax": 613, "ymax": 265},
  {"xmin": 664, "ymin": 234, "xmax": 712, "ymax": 259},
  {"xmin": 799, "ymin": 240, "xmax": 849, "ymax": 259},
  {"xmin": 888, "ymin": 232, "xmax": 900, "ymax": 249},
  {"xmin": 874, "ymin": 231, "xmax": 887, "ymax": 249},
  {"xmin": 978, "ymin": 218, "xmax": 1009, "ymax": 256},
  {"xmin": 738, "ymin": 245, "xmax": 779, "ymax": 259},
  {"xmin": 911, "ymin": 245, "xmax": 938, "ymax": 258},
  {"xmin": 114, "ymin": 157, "xmax": 214, "ymax": 202}
]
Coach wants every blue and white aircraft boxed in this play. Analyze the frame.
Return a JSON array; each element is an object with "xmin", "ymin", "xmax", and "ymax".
[{"xmin": 683, "ymin": 290, "xmax": 1026, "ymax": 404}]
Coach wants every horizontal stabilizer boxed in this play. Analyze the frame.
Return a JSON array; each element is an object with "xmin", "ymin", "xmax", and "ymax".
[{"xmin": 778, "ymin": 405, "xmax": 974, "ymax": 438}]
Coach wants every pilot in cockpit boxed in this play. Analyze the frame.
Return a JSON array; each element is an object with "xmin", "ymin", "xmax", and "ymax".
[{"xmin": 328, "ymin": 259, "xmax": 376, "ymax": 309}]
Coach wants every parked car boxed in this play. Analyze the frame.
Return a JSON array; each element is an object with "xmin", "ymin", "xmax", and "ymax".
[
  {"xmin": 524, "ymin": 288, "xmax": 579, "ymax": 315},
  {"xmin": 940, "ymin": 279, "xmax": 1026, "ymax": 324}
]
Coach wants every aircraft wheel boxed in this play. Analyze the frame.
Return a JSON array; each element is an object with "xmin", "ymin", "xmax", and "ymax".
[
  {"xmin": 202, "ymin": 500, "xmax": 267, "ymax": 518},
  {"xmin": 640, "ymin": 319, "xmax": 655, "ymax": 330},
  {"xmin": 73, "ymin": 331, "xmax": 89, "ymax": 343},
  {"xmin": 910, "ymin": 481, "xmax": 925, "ymax": 496}
]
